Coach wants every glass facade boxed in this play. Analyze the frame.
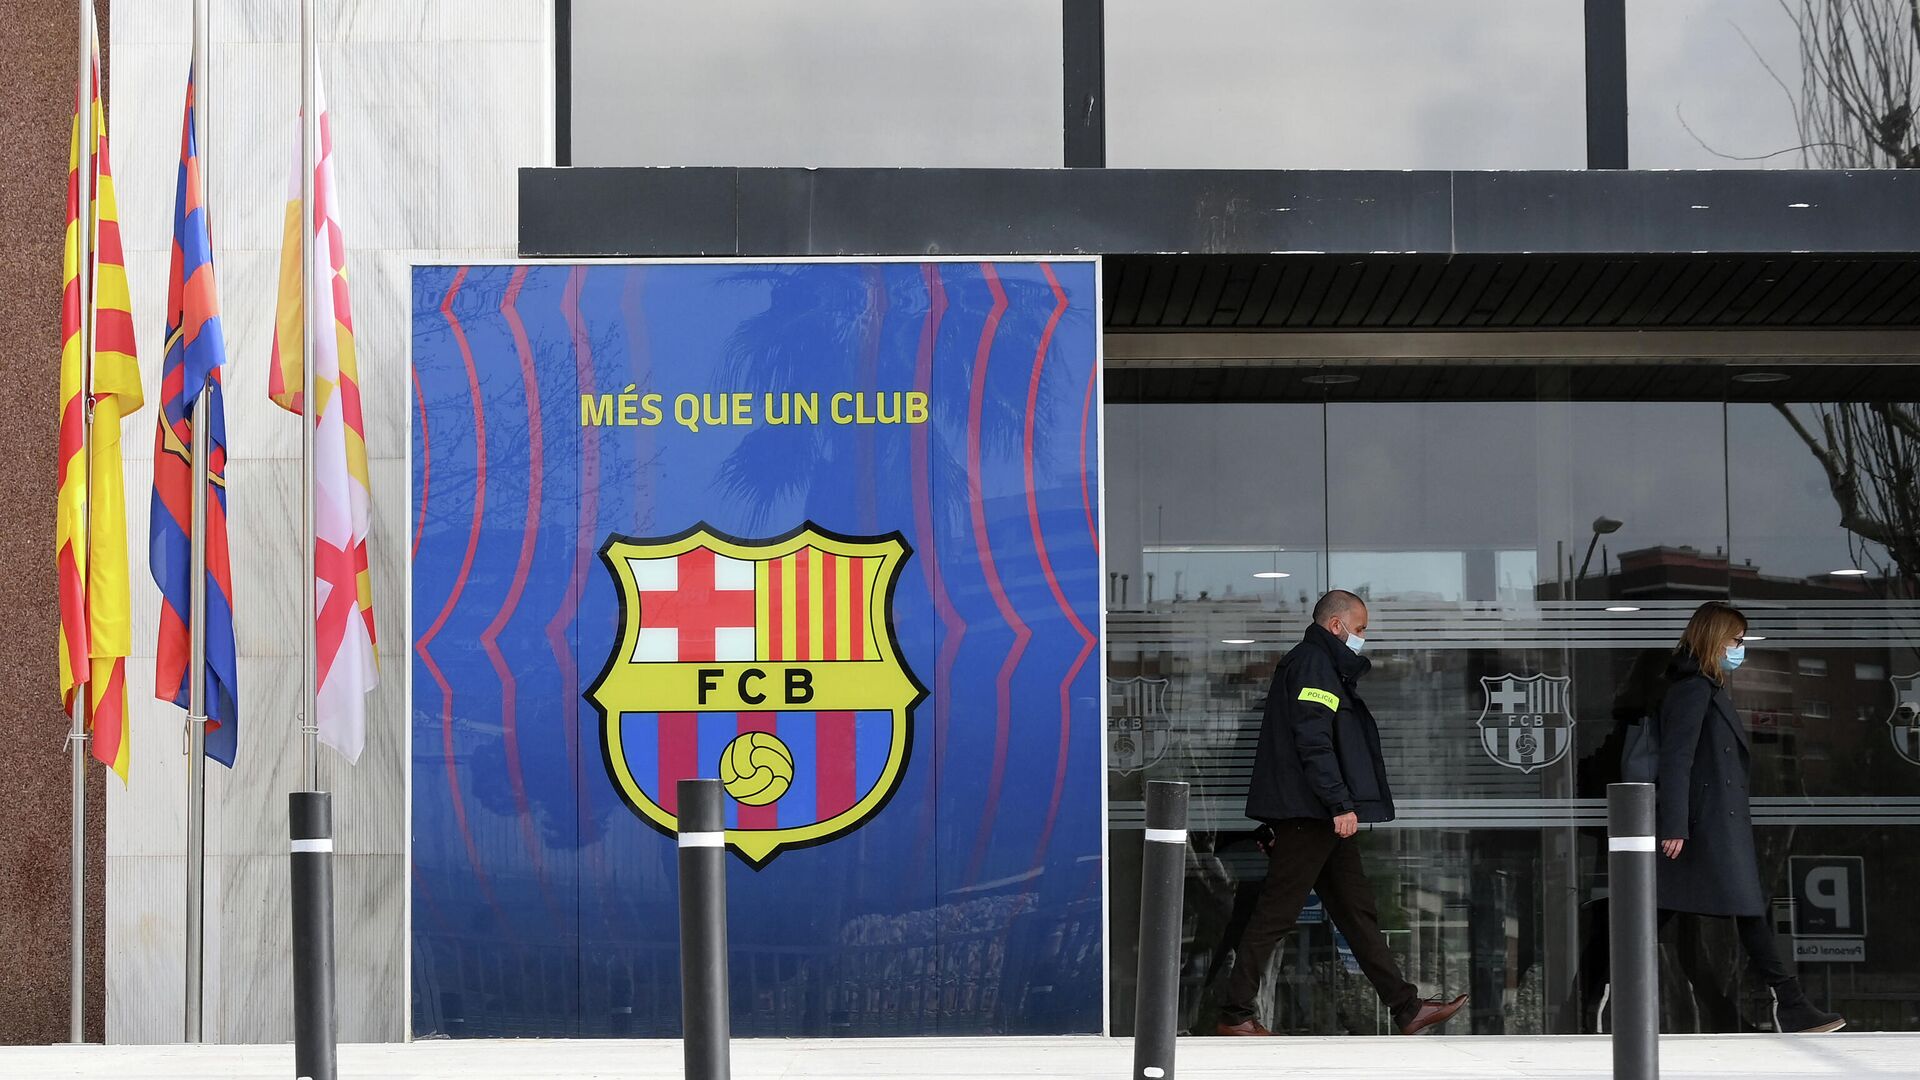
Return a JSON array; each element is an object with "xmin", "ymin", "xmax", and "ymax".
[
  {"xmin": 567, "ymin": 0, "xmax": 1919, "ymax": 172},
  {"xmin": 568, "ymin": 0, "xmax": 1062, "ymax": 167},
  {"xmin": 1105, "ymin": 0, "xmax": 1586, "ymax": 170},
  {"xmin": 1628, "ymin": 0, "xmax": 1920, "ymax": 169},
  {"xmin": 1105, "ymin": 360, "xmax": 1920, "ymax": 1034}
]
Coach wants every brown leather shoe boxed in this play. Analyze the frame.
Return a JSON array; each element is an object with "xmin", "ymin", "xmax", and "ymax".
[
  {"xmin": 1395, "ymin": 994, "xmax": 1468, "ymax": 1035},
  {"xmin": 1215, "ymin": 1018, "xmax": 1274, "ymax": 1036}
]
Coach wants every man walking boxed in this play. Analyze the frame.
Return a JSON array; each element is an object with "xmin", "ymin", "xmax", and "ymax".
[{"xmin": 1216, "ymin": 590, "xmax": 1468, "ymax": 1036}]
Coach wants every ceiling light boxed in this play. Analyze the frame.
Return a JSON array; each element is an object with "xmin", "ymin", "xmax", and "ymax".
[
  {"xmin": 1732, "ymin": 371, "xmax": 1791, "ymax": 384},
  {"xmin": 1831, "ymin": 568, "xmax": 1870, "ymax": 576},
  {"xmin": 1302, "ymin": 373, "xmax": 1360, "ymax": 386},
  {"xmin": 1743, "ymin": 635, "xmax": 1767, "ymax": 642},
  {"xmin": 1253, "ymin": 571, "xmax": 1291, "ymax": 579},
  {"xmin": 1220, "ymin": 638, "xmax": 1256, "ymax": 645},
  {"xmin": 1605, "ymin": 606, "xmax": 1641, "ymax": 613}
]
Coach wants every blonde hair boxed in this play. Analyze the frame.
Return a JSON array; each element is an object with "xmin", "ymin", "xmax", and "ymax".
[{"xmin": 1677, "ymin": 601, "xmax": 1748, "ymax": 685}]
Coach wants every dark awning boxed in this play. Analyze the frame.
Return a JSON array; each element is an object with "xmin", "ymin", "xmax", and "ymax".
[{"xmin": 519, "ymin": 167, "xmax": 1920, "ymax": 329}]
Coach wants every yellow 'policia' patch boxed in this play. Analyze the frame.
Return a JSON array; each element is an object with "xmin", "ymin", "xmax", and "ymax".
[{"xmin": 1298, "ymin": 687, "xmax": 1341, "ymax": 712}]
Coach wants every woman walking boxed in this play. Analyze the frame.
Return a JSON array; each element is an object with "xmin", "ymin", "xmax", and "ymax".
[{"xmin": 1656, "ymin": 601, "xmax": 1845, "ymax": 1034}]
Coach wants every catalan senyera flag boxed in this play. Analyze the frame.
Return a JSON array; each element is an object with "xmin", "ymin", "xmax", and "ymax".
[
  {"xmin": 151, "ymin": 73, "xmax": 238, "ymax": 767},
  {"xmin": 56, "ymin": 25, "xmax": 143, "ymax": 783},
  {"xmin": 270, "ymin": 70, "xmax": 377, "ymax": 765}
]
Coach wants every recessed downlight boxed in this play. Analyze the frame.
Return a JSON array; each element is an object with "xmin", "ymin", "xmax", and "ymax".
[
  {"xmin": 1302, "ymin": 373, "xmax": 1361, "ymax": 386},
  {"xmin": 1732, "ymin": 371, "xmax": 1792, "ymax": 384},
  {"xmin": 1253, "ymin": 571, "xmax": 1291, "ymax": 579},
  {"xmin": 1605, "ymin": 606, "xmax": 1641, "ymax": 613},
  {"xmin": 1831, "ymin": 568, "xmax": 1870, "ymax": 576},
  {"xmin": 1220, "ymin": 638, "xmax": 1256, "ymax": 645}
]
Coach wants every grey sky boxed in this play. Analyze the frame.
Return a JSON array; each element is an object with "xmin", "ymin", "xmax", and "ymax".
[{"xmin": 574, "ymin": 0, "xmax": 1815, "ymax": 170}]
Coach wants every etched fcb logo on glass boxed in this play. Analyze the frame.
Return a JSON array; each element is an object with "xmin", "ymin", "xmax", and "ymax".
[
  {"xmin": 1890, "ymin": 674, "xmax": 1920, "ymax": 768},
  {"xmin": 1107, "ymin": 676, "xmax": 1172, "ymax": 776},
  {"xmin": 1477, "ymin": 674, "xmax": 1574, "ymax": 774}
]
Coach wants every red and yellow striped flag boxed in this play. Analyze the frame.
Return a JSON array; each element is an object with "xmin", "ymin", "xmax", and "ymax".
[{"xmin": 56, "ymin": 25, "xmax": 143, "ymax": 782}]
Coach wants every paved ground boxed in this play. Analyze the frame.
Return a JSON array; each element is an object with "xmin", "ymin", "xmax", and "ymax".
[{"xmin": 0, "ymin": 1034, "xmax": 1913, "ymax": 1079}]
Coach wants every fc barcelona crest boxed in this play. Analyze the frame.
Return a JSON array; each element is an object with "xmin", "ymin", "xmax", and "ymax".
[
  {"xmin": 1477, "ymin": 674, "xmax": 1574, "ymax": 774},
  {"xmin": 1890, "ymin": 674, "xmax": 1920, "ymax": 768},
  {"xmin": 1108, "ymin": 677, "xmax": 1172, "ymax": 776},
  {"xmin": 586, "ymin": 522, "xmax": 925, "ymax": 868}
]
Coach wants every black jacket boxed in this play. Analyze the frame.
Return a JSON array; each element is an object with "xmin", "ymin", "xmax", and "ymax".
[
  {"xmin": 1655, "ymin": 653, "xmax": 1766, "ymax": 917},
  {"xmin": 1245, "ymin": 624, "xmax": 1396, "ymax": 824}
]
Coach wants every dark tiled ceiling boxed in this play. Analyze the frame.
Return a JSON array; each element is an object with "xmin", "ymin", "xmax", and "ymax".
[{"xmin": 1106, "ymin": 255, "xmax": 1920, "ymax": 331}]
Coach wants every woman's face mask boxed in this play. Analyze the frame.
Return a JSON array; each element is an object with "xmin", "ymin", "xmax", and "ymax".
[{"xmin": 1724, "ymin": 642, "xmax": 1747, "ymax": 671}]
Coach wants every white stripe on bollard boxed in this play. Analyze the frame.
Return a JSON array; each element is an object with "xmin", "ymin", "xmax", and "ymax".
[
  {"xmin": 679, "ymin": 831, "xmax": 725, "ymax": 848},
  {"xmin": 1609, "ymin": 836, "xmax": 1656, "ymax": 852},
  {"xmin": 1143, "ymin": 828, "xmax": 1187, "ymax": 845},
  {"xmin": 290, "ymin": 839, "xmax": 332, "ymax": 854}
]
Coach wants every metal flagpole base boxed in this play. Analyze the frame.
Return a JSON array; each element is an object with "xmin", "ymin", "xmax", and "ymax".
[
  {"xmin": 68, "ymin": 725, "xmax": 88, "ymax": 1044},
  {"xmin": 290, "ymin": 792, "xmax": 337, "ymax": 1080},
  {"xmin": 185, "ymin": 715, "xmax": 208, "ymax": 1043},
  {"xmin": 1133, "ymin": 780, "xmax": 1189, "ymax": 1080}
]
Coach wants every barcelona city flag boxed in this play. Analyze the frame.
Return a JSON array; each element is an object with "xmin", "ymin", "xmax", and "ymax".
[
  {"xmin": 56, "ymin": 23, "xmax": 142, "ymax": 782},
  {"xmin": 150, "ymin": 73, "xmax": 238, "ymax": 766},
  {"xmin": 270, "ymin": 69, "xmax": 378, "ymax": 764}
]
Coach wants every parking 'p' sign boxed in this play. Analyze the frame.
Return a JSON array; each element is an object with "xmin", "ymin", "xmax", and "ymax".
[{"xmin": 1790, "ymin": 856, "xmax": 1867, "ymax": 963}]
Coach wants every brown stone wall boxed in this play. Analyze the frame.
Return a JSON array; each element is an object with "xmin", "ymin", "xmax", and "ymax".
[{"xmin": 0, "ymin": 0, "xmax": 109, "ymax": 1046}]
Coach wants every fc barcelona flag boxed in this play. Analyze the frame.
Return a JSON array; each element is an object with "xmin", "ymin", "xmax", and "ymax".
[
  {"xmin": 150, "ymin": 72, "xmax": 238, "ymax": 765},
  {"xmin": 588, "ymin": 524, "xmax": 926, "ymax": 867}
]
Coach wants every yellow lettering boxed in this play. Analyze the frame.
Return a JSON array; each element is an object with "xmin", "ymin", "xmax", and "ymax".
[
  {"xmin": 831, "ymin": 392, "xmax": 855, "ymax": 424},
  {"xmin": 905, "ymin": 391, "xmax": 928, "ymax": 425},
  {"xmin": 674, "ymin": 393, "xmax": 701, "ymax": 432},
  {"xmin": 580, "ymin": 394, "xmax": 614, "ymax": 426}
]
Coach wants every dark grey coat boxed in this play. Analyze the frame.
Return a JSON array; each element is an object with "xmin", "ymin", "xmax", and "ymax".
[
  {"xmin": 1245, "ymin": 624, "xmax": 1396, "ymax": 824},
  {"xmin": 1654, "ymin": 653, "xmax": 1765, "ymax": 917}
]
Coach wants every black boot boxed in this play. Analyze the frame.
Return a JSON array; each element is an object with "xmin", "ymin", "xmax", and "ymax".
[{"xmin": 1771, "ymin": 979, "xmax": 1846, "ymax": 1033}]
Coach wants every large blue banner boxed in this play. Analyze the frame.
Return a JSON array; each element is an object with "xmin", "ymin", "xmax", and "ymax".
[{"xmin": 410, "ymin": 260, "xmax": 1104, "ymax": 1037}]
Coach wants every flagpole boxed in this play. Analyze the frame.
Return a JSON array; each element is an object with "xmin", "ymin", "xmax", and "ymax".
[
  {"xmin": 300, "ymin": 0, "xmax": 318, "ymax": 796},
  {"xmin": 291, "ymin": 4, "xmax": 338, "ymax": 1077},
  {"xmin": 68, "ymin": 0, "xmax": 96, "ymax": 1046},
  {"xmin": 183, "ymin": 0, "xmax": 211, "ymax": 1045}
]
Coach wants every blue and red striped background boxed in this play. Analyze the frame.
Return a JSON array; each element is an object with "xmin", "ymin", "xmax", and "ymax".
[{"xmin": 411, "ymin": 260, "xmax": 1104, "ymax": 1037}]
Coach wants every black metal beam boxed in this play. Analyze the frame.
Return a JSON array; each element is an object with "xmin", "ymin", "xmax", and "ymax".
[
  {"xmin": 1062, "ymin": 0, "xmax": 1106, "ymax": 168},
  {"xmin": 554, "ymin": 0, "xmax": 572, "ymax": 166},
  {"xmin": 1585, "ymin": 0, "xmax": 1628, "ymax": 169},
  {"xmin": 519, "ymin": 167, "xmax": 1920, "ymax": 258}
]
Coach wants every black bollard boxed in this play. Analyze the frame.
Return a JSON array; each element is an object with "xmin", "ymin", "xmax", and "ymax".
[
  {"xmin": 1608, "ymin": 782, "xmax": 1659, "ymax": 1080},
  {"xmin": 290, "ymin": 791, "xmax": 338, "ymax": 1080},
  {"xmin": 1133, "ymin": 780, "xmax": 1189, "ymax": 1080},
  {"xmin": 678, "ymin": 779, "xmax": 731, "ymax": 1080}
]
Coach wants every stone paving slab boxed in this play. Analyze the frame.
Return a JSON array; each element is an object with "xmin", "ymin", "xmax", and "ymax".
[{"xmin": 0, "ymin": 1034, "xmax": 1913, "ymax": 1079}]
